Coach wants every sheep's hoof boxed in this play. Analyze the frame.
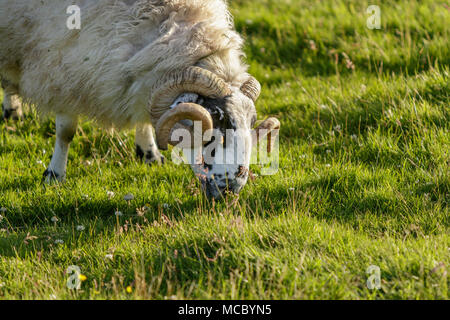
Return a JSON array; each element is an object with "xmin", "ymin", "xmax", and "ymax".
[
  {"xmin": 149, "ymin": 154, "xmax": 166, "ymax": 165},
  {"xmin": 145, "ymin": 153, "xmax": 166, "ymax": 166},
  {"xmin": 136, "ymin": 145, "xmax": 165, "ymax": 166},
  {"xmin": 1, "ymin": 104, "xmax": 23, "ymax": 120},
  {"xmin": 42, "ymin": 169, "xmax": 65, "ymax": 184}
]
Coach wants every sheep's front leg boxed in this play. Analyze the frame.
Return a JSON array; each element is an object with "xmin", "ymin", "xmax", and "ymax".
[
  {"xmin": 43, "ymin": 114, "xmax": 78, "ymax": 183},
  {"xmin": 135, "ymin": 124, "xmax": 165, "ymax": 165},
  {"xmin": 1, "ymin": 85, "xmax": 23, "ymax": 120}
]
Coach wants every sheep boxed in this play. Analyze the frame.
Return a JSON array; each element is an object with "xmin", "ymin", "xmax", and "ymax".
[{"xmin": 0, "ymin": 0, "xmax": 280, "ymax": 200}]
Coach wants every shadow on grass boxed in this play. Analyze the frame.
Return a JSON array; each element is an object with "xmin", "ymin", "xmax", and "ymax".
[
  {"xmin": 0, "ymin": 217, "xmax": 282, "ymax": 299},
  {"xmin": 241, "ymin": 169, "xmax": 448, "ymax": 236}
]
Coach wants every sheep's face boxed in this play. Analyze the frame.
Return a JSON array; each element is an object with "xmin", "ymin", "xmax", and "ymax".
[
  {"xmin": 191, "ymin": 88, "xmax": 256, "ymax": 200},
  {"xmin": 153, "ymin": 69, "xmax": 279, "ymax": 201}
]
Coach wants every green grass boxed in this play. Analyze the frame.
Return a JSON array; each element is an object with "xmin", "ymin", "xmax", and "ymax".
[{"xmin": 0, "ymin": 0, "xmax": 448, "ymax": 299}]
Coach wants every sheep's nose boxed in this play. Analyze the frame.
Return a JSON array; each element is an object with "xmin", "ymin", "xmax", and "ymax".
[
  {"xmin": 205, "ymin": 183, "xmax": 241, "ymax": 200},
  {"xmin": 204, "ymin": 169, "xmax": 249, "ymax": 200}
]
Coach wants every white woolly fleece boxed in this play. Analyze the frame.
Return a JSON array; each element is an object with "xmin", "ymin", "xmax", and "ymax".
[{"xmin": 0, "ymin": 0, "xmax": 249, "ymax": 129}]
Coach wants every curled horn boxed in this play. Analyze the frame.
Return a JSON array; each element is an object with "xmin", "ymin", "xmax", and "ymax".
[
  {"xmin": 240, "ymin": 76, "xmax": 261, "ymax": 102},
  {"xmin": 151, "ymin": 67, "xmax": 231, "ymax": 120},
  {"xmin": 252, "ymin": 117, "xmax": 281, "ymax": 153},
  {"xmin": 155, "ymin": 103, "xmax": 213, "ymax": 150}
]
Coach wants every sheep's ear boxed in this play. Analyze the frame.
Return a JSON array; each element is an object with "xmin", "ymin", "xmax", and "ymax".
[{"xmin": 240, "ymin": 76, "xmax": 261, "ymax": 102}]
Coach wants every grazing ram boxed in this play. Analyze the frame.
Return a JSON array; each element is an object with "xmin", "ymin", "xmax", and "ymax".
[{"xmin": 0, "ymin": 0, "xmax": 280, "ymax": 200}]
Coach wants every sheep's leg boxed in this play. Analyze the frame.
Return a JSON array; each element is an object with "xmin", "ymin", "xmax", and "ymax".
[
  {"xmin": 43, "ymin": 114, "xmax": 78, "ymax": 183},
  {"xmin": 135, "ymin": 124, "xmax": 165, "ymax": 165},
  {"xmin": 1, "ymin": 84, "xmax": 23, "ymax": 120}
]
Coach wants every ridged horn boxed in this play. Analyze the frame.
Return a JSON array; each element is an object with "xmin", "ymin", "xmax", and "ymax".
[
  {"xmin": 155, "ymin": 103, "xmax": 213, "ymax": 150},
  {"xmin": 151, "ymin": 67, "xmax": 231, "ymax": 120},
  {"xmin": 240, "ymin": 76, "xmax": 261, "ymax": 102}
]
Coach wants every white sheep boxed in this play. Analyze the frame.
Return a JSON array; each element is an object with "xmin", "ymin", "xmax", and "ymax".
[{"xmin": 0, "ymin": 0, "xmax": 280, "ymax": 199}]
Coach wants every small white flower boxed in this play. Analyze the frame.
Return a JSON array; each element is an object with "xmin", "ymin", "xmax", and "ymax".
[
  {"xmin": 82, "ymin": 194, "xmax": 90, "ymax": 200},
  {"xmin": 54, "ymin": 239, "xmax": 64, "ymax": 244},
  {"xmin": 320, "ymin": 104, "xmax": 328, "ymax": 110},
  {"xmin": 289, "ymin": 187, "xmax": 295, "ymax": 191},
  {"xmin": 0, "ymin": 215, "xmax": 3, "ymax": 222},
  {"xmin": 76, "ymin": 225, "xmax": 85, "ymax": 231},
  {"xmin": 334, "ymin": 124, "xmax": 341, "ymax": 131},
  {"xmin": 0, "ymin": 207, "xmax": 7, "ymax": 213},
  {"xmin": 123, "ymin": 193, "xmax": 134, "ymax": 201},
  {"xmin": 107, "ymin": 191, "xmax": 115, "ymax": 198},
  {"xmin": 351, "ymin": 134, "xmax": 358, "ymax": 140},
  {"xmin": 51, "ymin": 216, "xmax": 59, "ymax": 223},
  {"xmin": 105, "ymin": 254, "xmax": 114, "ymax": 260},
  {"xmin": 115, "ymin": 211, "xmax": 123, "ymax": 217},
  {"xmin": 325, "ymin": 164, "xmax": 331, "ymax": 168},
  {"xmin": 326, "ymin": 149, "xmax": 331, "ymax": 154}
]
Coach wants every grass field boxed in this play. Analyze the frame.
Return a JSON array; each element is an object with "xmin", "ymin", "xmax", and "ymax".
[{"xmin": 0, "ymin": 0, "xmax": 449, "ymax": 299}]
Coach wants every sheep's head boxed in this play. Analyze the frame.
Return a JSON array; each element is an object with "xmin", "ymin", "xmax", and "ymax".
[{"xmin": 151, "ymin": 67, "xmax": 280, "ymax": 200}]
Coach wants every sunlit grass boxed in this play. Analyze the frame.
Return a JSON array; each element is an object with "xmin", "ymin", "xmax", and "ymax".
[{"xmin": 0, "ymin": 0, "xmax": 448, "ymax": 299}]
